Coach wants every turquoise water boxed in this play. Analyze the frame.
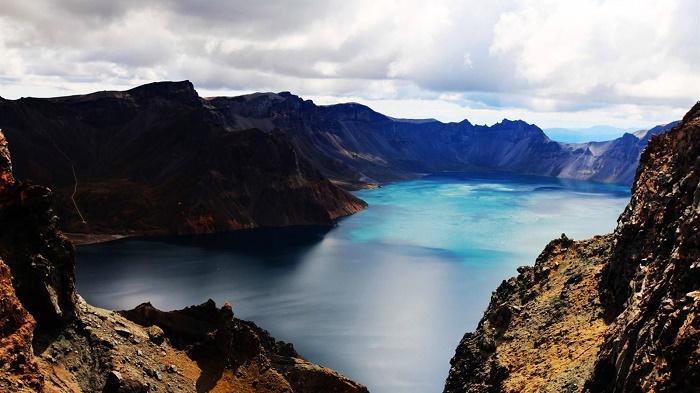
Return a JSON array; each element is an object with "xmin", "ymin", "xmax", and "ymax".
[{"xmin": 76, "ymin": 172, "xmax": 630, "ymax": 393}]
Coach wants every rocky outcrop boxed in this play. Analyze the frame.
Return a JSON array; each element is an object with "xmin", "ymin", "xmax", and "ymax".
[
  {"xmin": 0, "ymin": 130, "xmax": 76, "ymax": 329},
  {"xmin": 444, "ymin": 102, "xmax": 699, "ymax": 393},
  {"xmin": 0, "ymin": 82, "xmax": 366, "ymax": 240},
  {"xmin": 120, "ymin": 301, "xmax": 368, "ymax": 393},
  {"xmin": 585, "ymin": 102, "xmax": 700, "ymax": 392},
  {"xmin": 0, "ymin": 258, "xmax": 42, "ymax": 392},
  {"xmin": 444, "ymin": 234, "xmax": 613, "ymax": 393},
  {"xmin": 31, "ymin": 298, "xmax": 368, "ymax": 393},
  {"xmin": 0, "ymin": 129, "xmax": 368, "ymax": 392}
]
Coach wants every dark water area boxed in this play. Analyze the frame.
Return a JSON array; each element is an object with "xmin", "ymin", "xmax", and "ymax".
[{"xmin": 76, "ymin": 172, "xmax": 630, "ymax": 393}]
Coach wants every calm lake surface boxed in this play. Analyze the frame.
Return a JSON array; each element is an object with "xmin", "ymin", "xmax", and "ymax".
[{"xmin": 76, "ymin": 172, "xmax": 630, "ymax": 393}]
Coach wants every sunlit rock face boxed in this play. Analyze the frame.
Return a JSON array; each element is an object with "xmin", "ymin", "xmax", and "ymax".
[
  {"xmin": 586, "ymin": 102, "xmax": 700, "ymax": 392},
  {"xmin": 444, "ymin": 102, "xmax": 700, "ymax": 393},
  {"xmin": 0, "ymin": 256, "xmax": 42, "ymax": 392}
]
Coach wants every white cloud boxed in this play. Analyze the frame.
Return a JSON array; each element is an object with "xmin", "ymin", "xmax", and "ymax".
[
  {"xmin": 490, "ymin": 0, "xmax": 699, "ymax": 106},
  {"xmin": 0, "ymin": 0, "xmax": 696, "ymax": 127}
]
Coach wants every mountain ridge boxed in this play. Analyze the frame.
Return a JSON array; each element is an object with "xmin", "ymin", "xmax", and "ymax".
[
  {"xmin": 0, "ymin": 81, "xmax": 366, "ymax": 239},
  {"xmin": 0, "ymin": 81, "xmax": 678, "ymax": 239},
  {"xmin": 205, "ymin": 86, "xmax": 674, "ymax": 186}
]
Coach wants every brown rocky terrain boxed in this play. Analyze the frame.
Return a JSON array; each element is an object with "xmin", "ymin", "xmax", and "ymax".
[
  {"xmin": 444, "ymin": 102, "xmax": 700, "ymax": 393},
  {"xmin": 0, "ymin": 129, "xmax": 368, "ymax": 392},
  {"xmin": 0, "ymin": 257, "xmax": 42, "ymax": 391}
]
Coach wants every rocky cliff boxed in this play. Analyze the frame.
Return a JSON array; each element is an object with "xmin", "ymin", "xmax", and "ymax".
[
  {"xmin": 0, "ymin": 82, "xmax": 366, "ymax": 240},
  {"xmin": 444, "ymin": 102, "xmax": 700, "ymax": 393},
  {"xmin": 0, "ymin": 129, "xmax": 368, "ymax": 392}
]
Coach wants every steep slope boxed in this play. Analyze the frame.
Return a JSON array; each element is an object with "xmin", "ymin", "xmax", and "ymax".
[
  {"xmin": 0, "ymin": 258, "xmax": 42, "ymax": 391},
  {"xmin": 444, "ymin": 103, "xmax": 699, "ymax": 392},
  {"xmin": 209, "ymin": 91, "xmax": 670, "ymax": 187},
  {"xmin": 586, "ymin": 104, "xmax": 700, "ymax": 392},
  {"xmin": 0, "ymin": 82, "xmax": 366, "ymax": 239},
  {"xmin": 0, "ymin": 129, "xmax": 368, "ymax": 392}
]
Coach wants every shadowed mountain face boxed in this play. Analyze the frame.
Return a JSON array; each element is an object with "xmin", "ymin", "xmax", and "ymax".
[
  {"xmin": 208, "ymin": 92, "xmax": 675, "ymax": 187},
  {"xmin": 0, "ymin": 81, "xmax": 674, "ymax": 236},
  {"xmin": 0, "ymin": 81, "xmax": 366, "ymax": 236}
]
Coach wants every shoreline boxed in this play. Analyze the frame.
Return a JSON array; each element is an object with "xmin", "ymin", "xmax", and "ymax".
[{"xmin": 64, "ymin": 232, "xmax": 129, "ymax": 246}]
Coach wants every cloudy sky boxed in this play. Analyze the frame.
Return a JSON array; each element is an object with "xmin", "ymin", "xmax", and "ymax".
[{"xmin": 0, "ymin": 0, "xmax": 697, "ymax": 128}]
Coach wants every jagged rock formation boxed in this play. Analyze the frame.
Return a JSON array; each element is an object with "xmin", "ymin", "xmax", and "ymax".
[
  {"xmin": 0, "ymin": 129, "xmax": 368, "ymax": 392},
  {"xmin": 209, "ymin": 91, "xmax": 672, "ymax": 187},
  {"xmin": 0, "ymin": 82, "xmax": 366, "ymax": 240},
  {"xmin": 0, "ymin": 257, "xmax": 42, "ymax": 391},
  {"xmin": 443, "ymin": 234, "xmax": 613, "ymax": 393},
  {"xmin": 444, "ymin": 102, "xmax": 700, "ymax": 393},
  {"xmin": 0, "ymin": 133, "xmax": 38, "ymax": 391},
  {"xmin": 120, "ymin": 301, "xmax": 367, "ymax": 393},
  {"xmin": 0, "ymin": 131, "xmax": 77, "ymax": 329},
  {"xmin": 585, "ymin": 103, "xmax": 700, "ymax": 392}
]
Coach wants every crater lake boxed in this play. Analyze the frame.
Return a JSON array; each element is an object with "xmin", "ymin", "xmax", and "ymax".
[{"xmin": 76, "ymin": 172, "xmax": 630, "ymax": 393}]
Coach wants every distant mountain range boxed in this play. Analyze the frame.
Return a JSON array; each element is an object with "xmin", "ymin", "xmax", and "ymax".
[
  {"xmin": 0, "ymin": 81, "xmax": 679, "ymax": 237},
  {"xmin": 207, "ymin": 88, "xmax": 677, "ymax": 187}
]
